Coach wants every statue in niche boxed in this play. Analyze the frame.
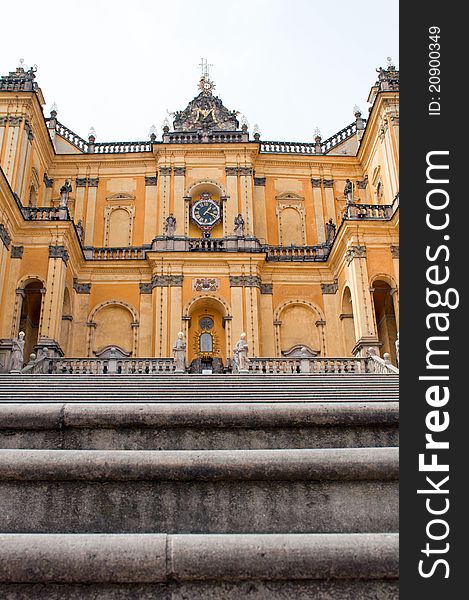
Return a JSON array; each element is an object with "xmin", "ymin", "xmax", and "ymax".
[
  {"xmin": 344, "ymin": 179, "xmax": 354, "ymax": 204},
  {"xmin": 173, "ymin": 332, "xmax": 186, "ymax": 372},
  {"xmin": 10, "ymin": 331, "xmax": 25, "ymax": 372},
  {"xmin": 234, "ymin": 214, "xmax": 245, "ymax": 237},
  {"xmin": 233, "ymin": 332, "xmax": 249, "ymax": 372},
  {"xmin": 325, "ymin": 218, "xmax": 336, "ymax": 245},
  {"xmin": 165, "ymin": 214, "xmax": 176, "ymax": 237},
  {"xmin": 59, "ymin": 180, "xmax": 72, "ymax": 208}
]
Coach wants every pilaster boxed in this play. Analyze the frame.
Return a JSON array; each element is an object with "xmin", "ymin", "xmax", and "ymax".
[
  {"xmin": 173, "ymin": 166, "xmax": 186, "ymax": 236},
  {"xmin": 39, "ymin": 245, "xmax": 69, "ymax": 344},
  {"xmin": 320, "ymin": 282, "xmax": 341, "ymax": 356},
  {"xmin": 144, "ymin": 175, "xmax": 158, "ymax": 243}
]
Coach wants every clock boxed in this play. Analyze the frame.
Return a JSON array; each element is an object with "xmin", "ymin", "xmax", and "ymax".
[{"xmin": 191, "ymin": 194, "xmax": 221, "ymax": 228}]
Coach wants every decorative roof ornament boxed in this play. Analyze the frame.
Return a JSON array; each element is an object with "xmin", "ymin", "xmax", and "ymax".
[
  {"xmin": 162, "ymin": 118, "xmax": 170, "ymax": 133},
  {"xmin": 171, "ymin": 61, "xmax": 240, "ymax": 133},
  {"xmin": 375, "ymin": 57, "xmax": 399, "ymax": 91},
  {"xmin": 253, "ymin": 123, "xmax": 261, "ymax": 141},
  {"xmin": 88, "ymin": 127, "xmax": 96, "ymax": 142},
  {"xmin": 353, "ymin": 105, "xmax": 361, "ymax": 117},
  {"xmin": 149, "ymin": 124, "xmax": 158, "ymax": 141},
  {"xmin": 0, "ymin": 60, "xmax": 38, "ymax": 92},
  {"xmin": 50, "ymin": 102, "xmax": 58, "ymax": 117},
  {"xmin": 313, "ymin": 127, "xmax": 322, "ymax": 140}
]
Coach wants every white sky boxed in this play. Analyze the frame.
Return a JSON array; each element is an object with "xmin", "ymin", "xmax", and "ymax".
[{"xmin": 1, "ymin": 0, "xmax": 398, "ymax": 143}]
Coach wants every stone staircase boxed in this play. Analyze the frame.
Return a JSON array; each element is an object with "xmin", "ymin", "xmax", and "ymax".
[{"xmin": 0, "ymin": 373, "xmax": 399, "ymax": 599}]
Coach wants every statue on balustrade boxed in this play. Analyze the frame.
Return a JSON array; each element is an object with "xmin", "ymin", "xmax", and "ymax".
[
  {"xmin": 173, "ymin": 332, "xmax": 186, "ymax": 373},
  {"xmin": 325, "ymin": 218, "xmax": 336, "ymax": 245},
  {"xmin": 344, "ymin": 179, "xmax": 354, "ymax": 204},
  {"xmin": 165, "ymin": 214, "xmax": 176, "ymax": 237},
  {"xmin": 10, "ymin": 331, "xmax": 25, "ymax": 373},
  {"xmin": 59, "ymin": 180, "xmax": 72, "ymax": 208},
  {"xmin": 233, "ymin": 332, "xmax": 249, "ymax": 373},
  {"xmin": 76, "ymin": 219, "xmax": 84, "ymax": 243},
  {"xmin": 234, "ymin": 214, "xmax": 245, "ymax": 237}
]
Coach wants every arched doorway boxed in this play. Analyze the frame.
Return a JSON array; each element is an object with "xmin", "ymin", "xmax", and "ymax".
[
  {"xmin": 186, "ymin": 296, "xmax": 228, "ymax": 373},
  {"xmin": 341, "ymin": 287, "xmax": 356, "ymax": 356},
  {"xmin": 18, "ymin": 280, "xmax": 43, "ymax": 362},
  {"xmin": 372, "ymin": 280, "xmax": 398, "ymax": 363}
]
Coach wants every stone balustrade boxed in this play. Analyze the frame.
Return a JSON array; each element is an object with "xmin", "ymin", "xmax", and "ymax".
[
  {"xmin": 366, "ymin": 354, "xmax": 399, "ymax": 374},
  {"xmin": 264, "ymin": 245, "xmax": 330, "ymax": 262},
  {"xmin": 249, "ymin": 357, "xmax": 368, "ymax": 374},
  {"xmin": 39, "ymin": 357, "xmax": 176, "ymax": 375},
  {"xmin": 83, "ymin": 246, "xmax": 150, "ymax": 260},
  {"xmin": 344, "ymin": 204, "xmax": 393, "ymax": 220},
  {"xmin": 21, "ymin": 206, "xmax": 69, "ymax": 220}
]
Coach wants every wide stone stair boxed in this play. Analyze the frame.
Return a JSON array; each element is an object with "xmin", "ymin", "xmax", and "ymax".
[{"xmin": 0, "ymin": 373, "xmax": 399, "ymax": 599}]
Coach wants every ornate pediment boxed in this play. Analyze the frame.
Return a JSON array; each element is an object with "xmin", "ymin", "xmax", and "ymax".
[{"xmin": 172, "ymin": 77, "xmax": 240, "ymax": 133}]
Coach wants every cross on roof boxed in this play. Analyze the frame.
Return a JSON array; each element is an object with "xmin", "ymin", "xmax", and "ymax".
[{"xmin": 199, "ymin": 58, "xmax": 213, "ymax": 79}]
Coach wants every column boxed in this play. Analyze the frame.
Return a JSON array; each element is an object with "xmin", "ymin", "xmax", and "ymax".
[
  {"xmin": 17, "ymin": 122, "xmax": 33, "ymax": 200},
  {"xmin": 38, "ymin": 245, "xmax": 69, "ymax": 353},
  {"xmin": 84, "ymin": 177, "xmax": 99, "ymax": 246},
  {"xmin": 239, "ymin": 166, "xmax": 255, "ymax": 236},
  {"xmin": 0, "ymin": 248, "xmax": 23, "ymax": 338},
  {"xmin": 153, "ymin": 275, "xmax": 169, "ymax": 357},
  {"xmin": 390, "ymin": 245, "xmax": 400, "ymax": 324},
  {"xmin": 320, "ymin": 282, "xmax": 341, "ymax": 356},
  {"xmin": 0, "ymin": 225, "xmax": 11, "ymax": 307},
  {"xmin": 311, "ymin": 179, "xmax": 326, "ymax": 244},
  {"xmin": 173, "ymin": 167, "xmax": 186, "ymax": 236},
  {"xmin": 74, "ymin": 178, "xmax": 87, "ymax": 224},
  {"xmin": 70, "ymin": 280, "xmax": 91, "ymax": 357},
  {"xmin": 143, "ymin": 175, "xmax": 158, "ymax": 243},
  {"xmin": 225, "ymin": 166, "xmax": 239, "ymax": 238},
  {"xmin": 138, "ymin": 283, "xmax": 153, "ymax": 356},
  {"xmin": 169, "ymin": 277, "xmax": 183, "ymax": 354},
  {"xmin": 322, "ymin": 178, "xmax": 336, "ymax": 223},
  {"xmin": 259, "ymin": 283, "xmax": 275, "ymax": 356},
  {"xmin": 157, "ymin": 166, "xmax": 172, "ymax": 236},
  {"xmin": 2, "ymin": 118, "xmax": 21, "ymax": 185},
  {"xmin": 245, "ymin": 284, "xmax": 261, "ymax": 357},
  {"xmin": 253, "ymin": 177, "xmax": 267, "ymax": 242},
  {"xmin": 346, "ymin": 245, "xmax": 380, "ymax": 356},
  {"xmin": 229, "ymin": 278, "xmax": 244, "ymax": 359}
]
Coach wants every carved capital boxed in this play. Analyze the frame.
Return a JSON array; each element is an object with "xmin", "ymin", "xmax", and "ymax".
[
  {"xmin": 43, "ymin": 173, "xmax": 54, "ymax": 188},
  {"xmin": 322, "ymin": 179, "xmax": 334, "ymax": 188},
  {"xmin": 356, "ymin": 177, "xmax": 368, "ymax": 189},
  {"xmin": 75, "ymin": 178, "xmax": 87, "ymax": 187},
  {"xmin": 345, "ymin": 245, "xmax": 366, "ymax": 264},
  {"xmin": 11, "ymin": 246, "xmax": 24, "ymax": 258},
  {"xmin": 239, "ymin": 167, "xmax": 253, "ymax": 176},
  {"xmin": 173, "ymin": 166, "xmax": 186, "ymax": 176},
  {"xmin": 48, "ymin": 245, "xmax": 69, "ymax": 264},
  {"xmin": 145, "ymin": 175, "xmax": 158, "ymax": 186},
  {"xmin": 321, "ymin": 282, "xmax": 338, "ymax": 294},
  {"xmin": 254, "ymin": 177, "xmax": 266, "ymax": 186},
  {"xmin": 225, "ymin": 166, "xmax": 238, "ymax": 176},
  {"xmin": 159, "ymin": 166, "xmax": 172, "ymax": 176},
  {"xmin": 139, "ymin": 282, "xmax": 153, "ymax": 294},
  {"xmin": 87, "ymin": 177, "xmax": 99, "ymax": 188},
  {"xmin": 73, "ymin": 278, "xmax": 91, "ymax": 294},
  {"xmin": 151, "ymin": 274, "xmax": 183, "ymax": 287},
  {"xmin": 229, "ymin": 275, "xmax": 261, "ymax": 288},
  {"xmin": 260, "ymin": 283, "xmax": 273, "ymax": 294},
  {"xmin": 390, "ymin": 245, "xmax": 399, "ymax": 258},
  {"xmin": 0, "ymin": 223, "xmax": 11, "ymax": 249},
  {"xmin": 311, "ymin": 178, "xmax": 322, "ymax": 188}
]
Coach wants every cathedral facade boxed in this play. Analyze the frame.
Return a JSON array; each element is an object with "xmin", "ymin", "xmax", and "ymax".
[{"xmin": 0, "ymin": 62, "xmax": 399, "ymax": 372}]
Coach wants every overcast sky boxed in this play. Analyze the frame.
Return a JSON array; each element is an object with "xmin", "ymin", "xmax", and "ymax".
[{"xmin": 1, "ymin": 0, "xmax": 398, "ymax": 143}]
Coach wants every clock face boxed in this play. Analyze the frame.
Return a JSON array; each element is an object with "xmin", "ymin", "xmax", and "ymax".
[{"xmin": 192, "ymin": 198, "xmax": 221, "ymax": 227}]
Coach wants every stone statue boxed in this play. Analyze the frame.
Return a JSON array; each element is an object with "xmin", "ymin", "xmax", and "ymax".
[
  {"xmin": 233, "ymin": 332, "xmax": 249, "ymax": 373},
  {"xmin": 10, "ymin": 331, "xmax": 25, "ymax": 373},
  {"xmin": 344, "ymin": 179, "xmax": 354, "ymax": 204},
  {"xmin": 173, "ymin": 331, "xmax": 186, "ymax": 373},
  {"xmin": 76, "ymin": 219, "xmax": 84, "ymax": 242},
  {"xmin": 59, "ymin": 180, "xmax": 72, "ymax": 208},
  {"xmin": 234, "ymin": 214, "xmax": 245, "ymax": 237},
  {"xmin": 165, "ymin": 214, "xmax": 176, "ymax": 237},
  {"xmin": 325, "ymin": 218, "xmax": 336, "ymax": 245},
  {"xmin": 395, "ymin": 332, "xmax": 399, "ymax": 366}
]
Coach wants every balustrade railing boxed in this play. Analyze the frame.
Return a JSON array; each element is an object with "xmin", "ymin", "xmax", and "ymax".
[
  {"xmin": 54, "ymin": 122, "xmax": 89, "ymax": 152},
  {"xmin": 264, "ymin": 245, "xmax": 330, "ymax": 262},
  {"xmin": 83, "ymin": 246, "xmax": 149, "ymax": 260},
  {"xmin": 367, "ymin": 354, "xmax": 399, "ymax": 374},
  {"xmin": 188, "ymin": 238, "xmax": 226, "ymax": 252},
  {"xmin": 344, "ymin": 203, "xmax": 393, "ymax": 220},
  {"xmin": 248, "ymin": 357, "xmax": 368, "ymax": 374},
  {"xmin": 94, "ymin": 141, "xmax": 152, "ymax": 153},
  {"xmin": 21, "ymin": 206, "xmax": 69, "ymax": 220},
  {"xmin": 41, "ymin": 357, "xmax": 176, "ymax": 374},
  {"xmin": 320, "ymin": 122, "xmax": 358, "ymax": 153}
]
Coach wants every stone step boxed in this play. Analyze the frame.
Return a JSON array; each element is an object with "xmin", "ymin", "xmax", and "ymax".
[
  {"xmin": 0, "ymin": 533, "xmax": 399, "ymax": 599},
  {"xmin": 0, "ymin": 402, "xmax": 399, "ymax": 450},
  {"xmin": 0, "ymin": 448, "xmax": 398, "ymax": 534}
]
